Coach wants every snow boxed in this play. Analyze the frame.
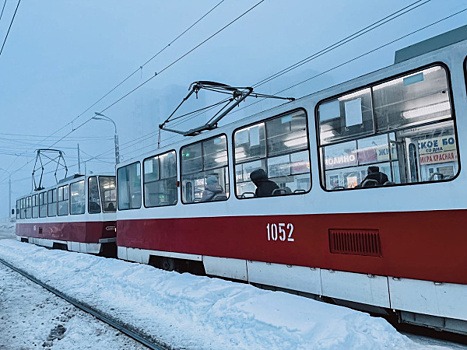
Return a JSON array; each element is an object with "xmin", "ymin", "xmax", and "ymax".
[{"xmin": 0, "ymin": 224, "xmax": 464, "ymax": 350}]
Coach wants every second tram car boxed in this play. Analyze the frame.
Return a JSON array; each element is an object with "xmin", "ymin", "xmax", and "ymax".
[
  {"xmin": 16, "ymin": 174, "xmax": 117, "ymax": 255},
  {"xmin": 115, "ymin": 27, "xmax": 467, "ymax": 334}
]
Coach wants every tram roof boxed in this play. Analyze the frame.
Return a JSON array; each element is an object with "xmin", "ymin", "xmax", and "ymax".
[{"xmin": 394, "ymin": 24, "xmax": 467, "ymax": 64}]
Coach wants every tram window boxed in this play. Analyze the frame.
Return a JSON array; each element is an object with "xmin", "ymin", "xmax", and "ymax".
[
  {"xmin": 234, "ymin": 110, "xmax": 311, "ymax": 199},
  {"xmin": 19, "ymin": 198, "xmax": 25, "ymax": 219},
  {"xmin": 143, "ymin": 151, "xmax": 177, "ymax": 207},
  {"xmin": 47, "ymin": 189, "xmax": 57, "ymax": 217},
  {"xmin": 39, "ymin": 192, "xmax": 47, "ymax": 218},
  {"xmin": 181, "ymin": 135, "xmax": 229, "ymax": 204},
  {"xmin": 373, "ymin": 67, "xmax": 451, "ymax": 131},
  {"xmin": 32, "ymin": 194, "xmax": 39, "ymax": 218},
  {"xmin": 318, "ymin": 88, "xmax": 374, "ymax": 145},
  {"xmin": 117, "ymin": 162, "xmax": 141, "ymax": 210},
  {"xmin": 318, "ymin": 65, "xmax": 459, "ymax": 190},
  {"xmin": 88, "ymin": 176, "xmax": 101, "ymax": 214},
  {"xmin": 70, "ymin": 181, "xmax": 85, "ymax": 215},
  {"xmin": 99, "ymin": 176, "xmax": 116, "ymax": 212},
  {"xmin": 15, "ymin": 200, "xmax": 20, "ymax": 219},
  {"xmin": 58, "ymin": 185, "xmax": 69, "ymax": 216},
  {"xmin": 234, "ymin": 124, "xmax": 266, "ymax": 163},
  {"xmin": 26, "ymin": 196, "xmax": 32, "ymax": 219}
]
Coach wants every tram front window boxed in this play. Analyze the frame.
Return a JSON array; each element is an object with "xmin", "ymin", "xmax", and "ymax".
[
  {"xmin": 99, "ymin": 176, "xmax": 116, "ymax": 212},
  {"xmin": 88, "ymin": 176, "xmax": 101, "ymax": 213}
]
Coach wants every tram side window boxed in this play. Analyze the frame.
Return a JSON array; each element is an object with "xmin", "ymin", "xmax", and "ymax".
[
  {"xmin": 19, "ymin": 198, "xmax": 25, "ymax": 219},
  {"xmin": 99, "ymin": 176, "xmax": 116, "ymax": 212},
  {"xmin": 47, "ymin": 189, "xmax": 57, "ymax": 217},
  {"xmin": 318, "ymin": 65, "xmax": 459, "ymax": 190},
  {"xmin": 88, "ymin": 176, "xmax": 101, "ymax": 214},
  {"xmin": 39, "ymin": 192, "xmax": 47, "ymax": 218},
  {"xmin": 181, "ymin": 135, "xmax": 229, "ymax": 203},
  {"xmin": 234, "ymin": 110, "xmax": 311, "ymax": 198},
  {"xmin": 144, "ymin": 150, "xmax": 177, "ymax": 207},
  {"xmin": 58, "ymin": 185, "xmax": 69, "ymax": 216},
  {"xmin": 26, "ymin": 196, "xmax": 32, "ymax": 219},
  {"xmin": 15, "ymin": 200, "xmax": 20, "ymax": 219},
  {"xmin": 117, "ymin": 162, "xmax": 141, "ymax": 210},
  {"xmin": 70, "ymin": 181, "xmax": 85, "ymax": 215},
  {"xmin": 32, "ymin": 194, "xmax": 39, "ymax": 218}
]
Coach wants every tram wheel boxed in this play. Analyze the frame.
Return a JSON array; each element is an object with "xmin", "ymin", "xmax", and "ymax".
[{"xmin": 161, "ymin": 257, "xmax": 175, "ymax": 271}]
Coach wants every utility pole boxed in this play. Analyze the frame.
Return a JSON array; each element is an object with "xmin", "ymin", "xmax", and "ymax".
[
  {"xmin": 0, "ymin": 168, "xmax": 12, "ymax": 220},
  {"xmin": 93, "ymin": 112, "xmax": 120, "ymax": 165},
  {"xmin": 77, "ymin": 143, "xmax": 81, "ymax": 174}
]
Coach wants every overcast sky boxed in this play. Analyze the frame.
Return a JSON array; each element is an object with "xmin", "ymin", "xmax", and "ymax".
[{"xmin": 0, "ymin": 0, "xmax": 465, "ymax": 217}]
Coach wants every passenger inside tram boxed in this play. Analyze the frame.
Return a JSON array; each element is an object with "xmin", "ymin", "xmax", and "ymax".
[
  {"xmin": 201, "ymin": 175, "xmax": 225, "ymax": 201},
  {"xmin": 358, "ymin": 166, "xmax": 389, "ymax": 187},
  {"xmin": 250, "ymin": 168, "xmax": 279, "ymax": 197}
]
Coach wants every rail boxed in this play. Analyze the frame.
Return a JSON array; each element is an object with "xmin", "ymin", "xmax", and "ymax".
[{"xmin": 0, "ymin": 257, "xmax": 171, "ymax": 350}]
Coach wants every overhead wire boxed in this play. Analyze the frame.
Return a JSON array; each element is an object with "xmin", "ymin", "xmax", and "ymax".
[
  {"xmin": 252, "ymin": 0, "xmax": 430, "ymax": 88},
  {"xmin": 228, "ymin": 7, "xmax": 467, "ymax": 117},
  {"xmin": 0, "ymin": 0, "xmax": 20, "ymax": 57},
  {"xmin": 97, "ymin": 0, "xmax": 265, "ymax": 114},
  {"xmin": 6, "ymin": 1, "xmax": 226, "ymax": 174},
  {"xmin": 11, "ymin": 0, "xmax": 266, "ymax": 177},
  {"xmin": 154, "ymin": 0, "xmax": 430, "ymax": 137},
  {"xmin": 0, "ymin": 0, "xmax": 7, "ymax": 23}
]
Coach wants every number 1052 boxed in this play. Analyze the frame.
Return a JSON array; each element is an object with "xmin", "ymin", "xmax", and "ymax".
[{"xmin": 266, "ymin": 223, "xmax": 295, "ymax": 242}]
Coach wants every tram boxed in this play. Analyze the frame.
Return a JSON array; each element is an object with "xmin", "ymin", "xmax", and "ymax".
[
  {"xmin": 116, "ymin": 26, "xmax": 467, "ymax": 334},
  {"xmin": 16, "ymin": 174, "xmax": 117, "ymax": 255}
]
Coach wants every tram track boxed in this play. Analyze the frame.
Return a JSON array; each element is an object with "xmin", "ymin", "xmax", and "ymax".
[{"xmin": 0, "ymin": 257, "xmax": 172, "ymax": 350}]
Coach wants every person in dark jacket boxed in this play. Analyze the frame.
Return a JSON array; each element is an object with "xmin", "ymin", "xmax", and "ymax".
[
  {"xmin": 250, "ymin": 168, "xmax": 279, "ymax": 197},
  {"xmin": 359, "ymin": 166, "xmax": 389, "ymax": 187},
  {"xmin": 201, "ymin": 175, "xmax": 224, "ymax": 201}
]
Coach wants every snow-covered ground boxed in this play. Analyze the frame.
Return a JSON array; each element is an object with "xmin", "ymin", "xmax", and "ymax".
[{"xmin": 0, "ymin": 224, "xmax": 465, "ymax": 350}]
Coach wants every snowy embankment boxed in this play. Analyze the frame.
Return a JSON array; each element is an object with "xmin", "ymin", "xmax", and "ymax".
[{"xmin": 0, "ymin": 229, "xmax": 458, "ymax": 350}]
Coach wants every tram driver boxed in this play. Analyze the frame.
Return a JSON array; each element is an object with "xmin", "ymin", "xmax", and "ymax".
[{"xmin": 250, "ymin": 168, "xmax": 279, "ymax": 197}]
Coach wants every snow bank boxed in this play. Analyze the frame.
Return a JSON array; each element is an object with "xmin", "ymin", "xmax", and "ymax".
[{"xmin": 0, "ymin": 239, "xmax": 452, "ymax": 350}]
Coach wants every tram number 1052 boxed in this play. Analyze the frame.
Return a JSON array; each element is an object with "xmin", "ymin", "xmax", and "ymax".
[{"xmin": 266, "ymin": 223, "xmax": 295, "ymax": 242}]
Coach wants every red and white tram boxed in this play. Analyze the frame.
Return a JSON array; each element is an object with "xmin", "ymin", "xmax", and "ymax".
[
  {"xmin": 16, "ymin": 174, "xmax": 117, "ymax": 255},
  {"xmin": 116, "ymin": 26, "xmax": 467, "ymax": 334}
]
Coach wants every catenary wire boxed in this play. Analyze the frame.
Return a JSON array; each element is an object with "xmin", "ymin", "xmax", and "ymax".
[
  {"xmin": 229, "ymin": 7, "xmax": 467, "ymax": 116},
  {"xmin": 252, "ymin": 0, "xmax": 430, "ymax": 88},
  {"xmin": 157, "ymin": 0, "xmax": 430, "ymax": 132},
  {"xmin": 8, "ymin": 0, "xmax": 266, "ymax": 177},
  {"xmin": 97, "ymin": 0, "xmax": 265, "ymax": 114},
  {"xmin": 5, "ymin": 1, "xmax": 225, "ymax": 173},
  {"xmin": 0, "ymin": 0, "xmax": 20, "ymax": 57},
  {"xmin": 0, "ymin": 0, "xmax": 7, "ymax": 23}
]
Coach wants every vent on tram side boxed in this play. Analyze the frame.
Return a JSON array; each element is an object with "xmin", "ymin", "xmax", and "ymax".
[{"xmin": 328, "ymin": 229, "xmax": 382, "ymax": 257}]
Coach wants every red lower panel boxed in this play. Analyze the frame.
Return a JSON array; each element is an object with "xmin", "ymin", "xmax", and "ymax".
[
  {"xmin": 16, "ymin": 221, "xmax": 116, "ymax": 243},
  {"xmin": 117, "ymin": 210, "xmax": 466, "ymax": 284}
]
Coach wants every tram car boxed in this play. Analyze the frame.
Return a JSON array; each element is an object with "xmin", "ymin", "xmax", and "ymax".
[
  {"xmin": 16, "ymin": 174, "xmax": 117, "ymax": 255},
  {"xmin": 115, "ymin": 26, "xmax": 467, "ymax": 334}
]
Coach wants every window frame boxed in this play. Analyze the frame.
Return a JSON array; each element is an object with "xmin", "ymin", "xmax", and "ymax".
[
  {"xmin": 232, "ymin": 108, "xmax": 312, "ymax": 200},
  {"xmin": 117, "ymin": 162, "xmax": 142, "ymax": 211},
  {"xmin": 143, "ymin": 150, "xmax": 178, "ymax": 208},
  {"xmin": 58, "ymin": 184, "xmax": 69, "ymax": 216},
  {"xmin": 315, "ymin": 62, "xmax": 460, "ymax": 192},
  {"xmin": 180, "ymin": 134, "xmax": 230, "ymax": 205},
  {"xmin": 70, "ymin": 180, "xmax": 86, "ymax": 215}
]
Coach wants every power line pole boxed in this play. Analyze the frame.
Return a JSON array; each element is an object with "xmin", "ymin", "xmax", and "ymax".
[{"xmin": 77, "ymin": 143, "xmax": 81, "ymax": 174}]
